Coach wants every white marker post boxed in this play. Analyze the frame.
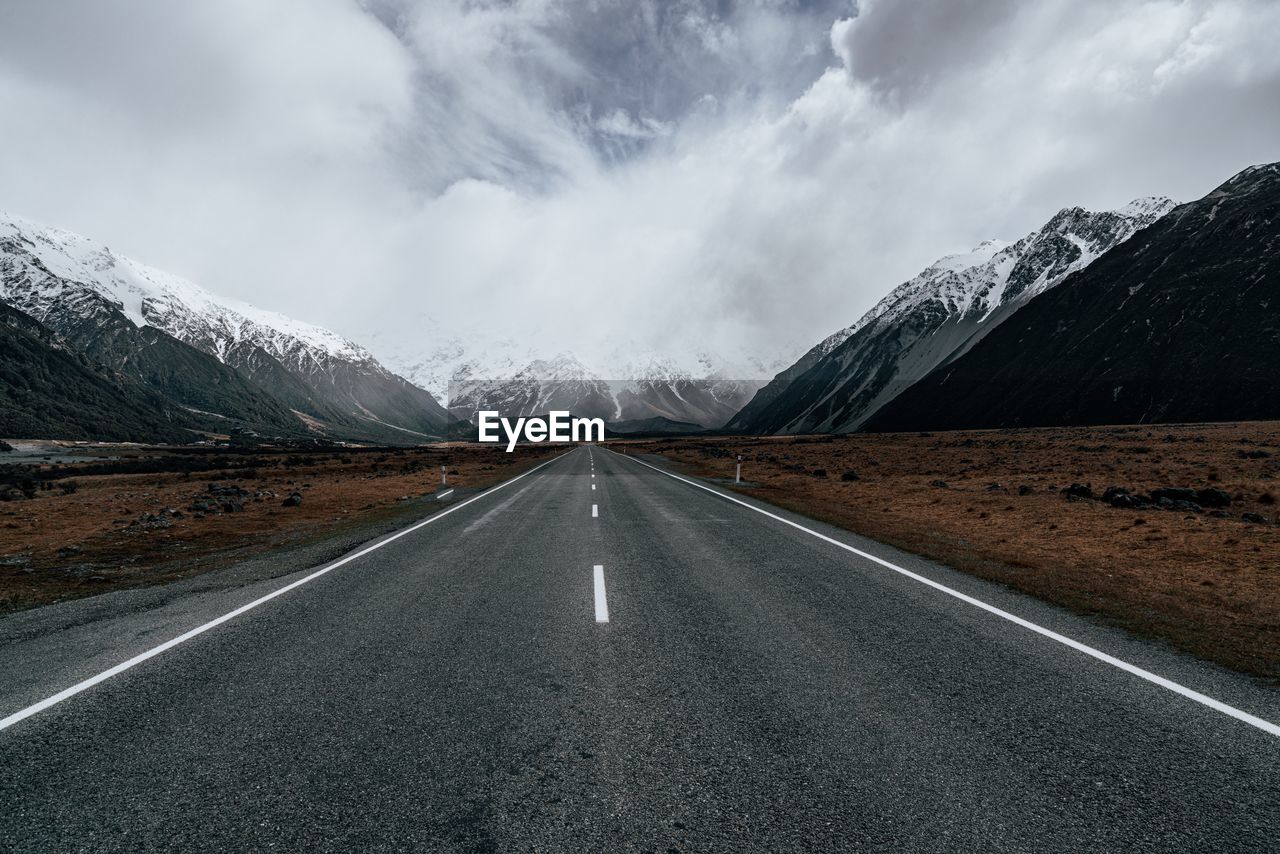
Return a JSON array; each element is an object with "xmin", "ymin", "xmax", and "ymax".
[
  {"xmin": 441, "ymin": 465, "xmax": 447, "ymax": 486},
  {"xmin": 735, "ymin": 454, "xmax": 743, "ymax": 484}
]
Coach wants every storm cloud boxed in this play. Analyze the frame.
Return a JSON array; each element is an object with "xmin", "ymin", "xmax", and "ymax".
[{"xmin": 0, "ymin": 0, "xmax": 1276, "ymax": 369}]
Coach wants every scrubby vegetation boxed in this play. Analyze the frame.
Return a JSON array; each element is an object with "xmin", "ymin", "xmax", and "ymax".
[{"xmin": 626, "ymin": 422, "xmax": 1280, "ymax": 679}]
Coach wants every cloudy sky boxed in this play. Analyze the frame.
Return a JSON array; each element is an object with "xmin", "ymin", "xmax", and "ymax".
[{"xmin": 0, "ymin": 0, "xmax": 1277, "ymax": 370}]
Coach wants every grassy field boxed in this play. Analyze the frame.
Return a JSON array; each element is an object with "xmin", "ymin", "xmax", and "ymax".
[
  {"xmin": 0, "ymin": 442, "xmax": 559, "ymax": 612},
  {"xmin": 616, "ymin": 422, "xmax": 1280, "ymax": 681}
]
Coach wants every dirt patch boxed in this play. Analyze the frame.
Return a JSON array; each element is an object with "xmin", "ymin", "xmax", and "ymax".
[
  {"xmin": 0, "ymin": 443, "xmax": 559, "ymax": 612},
  {"xmin": 616, "ymin": 422, "xmax": 1280, "ymax": 681}
]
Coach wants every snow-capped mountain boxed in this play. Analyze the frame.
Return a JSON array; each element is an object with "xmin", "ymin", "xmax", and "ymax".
[
  {"xmin": 358, "ymin": 317, "xmax": 545, "ymax": 405},
  {"xmin": 440, "ymin": 347, "xmax": 774, "ymax": 429},
  {"xmin": 728, "ymin": 195, "xmax": 1176, "ymax": 434},
  {"xmin": 0, "ymin": 213, "xmax": 449, "ymax": 441},
  {"xmin": 597, "ymin": 349, "xmax": 770, "ymax": 427},
  {"xmin": 0, "ymin": 222, "xmax": 304, "ymax": 436},
  {"xmin": 359, "ymin": 320, "xmax": 798, "ymax": 428},
  {"xmin": 0, "ymin": 209, "xmax": 792, "ymax": 439},
  {"xmin": 866, "ymin": 164, "xmax": 1280, "ymax": 431},
  {"xmin": 448, "ymin": 352, "xmax": 618, "ymax": 422}
]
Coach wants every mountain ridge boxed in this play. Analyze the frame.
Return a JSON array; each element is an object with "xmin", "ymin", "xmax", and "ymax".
[
  {"xmin": 864, "ymin": 163, "xmax": 1280, "ymax": 431},
  {"xmin": 727, "ymin": 195, "xmax": 1175, "ymax": 434},
  {"xmin": 0, "ymin": 213, "xmax": 450, "ymax": 443},
  {"xmin": 363, "ymin": 319, "xmax": 794, "ymax": 429}
]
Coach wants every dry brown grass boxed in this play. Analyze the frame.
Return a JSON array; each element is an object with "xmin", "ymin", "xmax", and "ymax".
[
  {"xmin": 0, "ymin": 443, "xmax": 558, "ymax": 612},
  {"xmin": 618, "ymin": 422, "xmax": 1280, "ymax": 680}
]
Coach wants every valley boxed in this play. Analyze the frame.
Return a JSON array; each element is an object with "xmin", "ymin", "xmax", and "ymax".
[
  {"xmin": 4, "ymin": 420, "xmax": 1278, "ymax": 682},
  {"xmin": 4, "ymin": 162, "xmax": 1277, "ymax": 451},
  {"xmin": 4, "ymin": 6, "xmax": 1277, "ymax": 847}
]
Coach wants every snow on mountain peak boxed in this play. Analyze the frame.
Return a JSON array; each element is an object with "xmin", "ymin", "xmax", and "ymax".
[
  {"xmin": 0, "ymin": 211, "xmax": 374, "ymax": 372},
  {"xmin": 356, "ymin": 316, "xmax": 802, "ymax": 409},
  {"xmin": 1116, "ymin": 195, "xmax": 1175, "ymax": 219},
  {"xmin": 929, "ymin": 238, "xmax": 1010, "ymax": 274},
  {"xmin": 522, "ymin": 352, "xmax": 597, "ymax": 381},
  {"xmin": 823, "ymin": 196, "xmax": 1176, "ymax": 344}
]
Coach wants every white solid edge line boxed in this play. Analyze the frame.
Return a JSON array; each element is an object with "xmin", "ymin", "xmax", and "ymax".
[
  {"xmin": 610, "ymin": 448, "xmax": 1280, "ymax": 738},
  {"xmin": 0, "ymin": 451, "xmax": 570, "ymax": 734},
  {"xmin": 437, "ymin": 488, "xmax": 455, "ymax": 499},
  {"xmin": 593, "ymin": 564, "xmax": 609, "ymax": 623}
]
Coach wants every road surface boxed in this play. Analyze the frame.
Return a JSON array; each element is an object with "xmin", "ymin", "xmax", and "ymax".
[{"xmin": 0, "ymin": 445, "xmax": 1276, "ymax": 851}]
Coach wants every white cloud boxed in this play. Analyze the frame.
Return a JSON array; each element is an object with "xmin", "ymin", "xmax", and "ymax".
[
  {"xmin": 0, "ymin": 0, "xmax": 1276, "ymax": 378},
  {"xmin": 594, "ymin": 109, "xmax": 670, "ymax": 140}
]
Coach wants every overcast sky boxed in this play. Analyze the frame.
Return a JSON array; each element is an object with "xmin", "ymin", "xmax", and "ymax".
[{"xmin": 0, "ymin": 0, "xmax": 1277, "ymax": 367}]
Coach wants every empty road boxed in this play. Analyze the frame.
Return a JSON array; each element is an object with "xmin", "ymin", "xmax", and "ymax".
[{"xmin": 0, "ymin": 445, "xmax": 1277, "ymax": 851}]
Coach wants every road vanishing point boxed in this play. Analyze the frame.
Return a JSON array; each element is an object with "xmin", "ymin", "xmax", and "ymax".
[{"xmin": 0, "ymin": 446, "xmax": 1276, "ymax": 851}]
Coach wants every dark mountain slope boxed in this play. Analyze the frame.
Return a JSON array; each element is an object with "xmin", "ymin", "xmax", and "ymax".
[
  {"xmin": 0, "ymin": 238, "xmax": 308, "ymax": 436},
  {"xmin": 0, "ymin": 303, "xmax": 192, "ymax": 442},
  {"xmin": 728, "ymin": 199, "xmax": 1172, "ymax": 434},
  {"xmin": 0, "ymin": 215, "xmax": 452, "ymax": 443},
  {"xmin": 287, "ymin": 354, "xmax": 450, "ymax": 441},
  {"xmin": 216, "ymin": 338, "xmax": 451, "ymax": 444},
  {"xmin": 73, "ymin": 314, "xmax": 308, "ymax": 434},
  {"xmin": 607, "ymin": 416, "xmax": 705, "ymax": 436},
  {"xmin": 725, "ymin": 327, "xmax": 855, "ymax": 431},
  {"xmin": 865, "ymin": 163, "xmax": 1280, "ymax": 431}
]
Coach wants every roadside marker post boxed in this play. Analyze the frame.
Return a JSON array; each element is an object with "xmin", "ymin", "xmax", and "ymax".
[
  {"xmin": 441, "ymin": 465, "xmax": 447, "ymax": 486},
  {"xmin": 736, "ymin": 455, "xmax": 743, "ymax": 484}
]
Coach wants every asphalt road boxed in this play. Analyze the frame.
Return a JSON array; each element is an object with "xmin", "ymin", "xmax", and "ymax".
[{"xmin": 0, "ymin": 445, "xmax": 1277, "ymax": 851}]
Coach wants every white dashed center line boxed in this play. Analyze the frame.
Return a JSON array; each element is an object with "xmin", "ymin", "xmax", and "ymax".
[
  {"xmin": 593, "ymin": 565, "xmax": 609, "ymax": 622},
  {"xmin": 589, "ymin": 450, "xmax": 606, "ymax": 622}
]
